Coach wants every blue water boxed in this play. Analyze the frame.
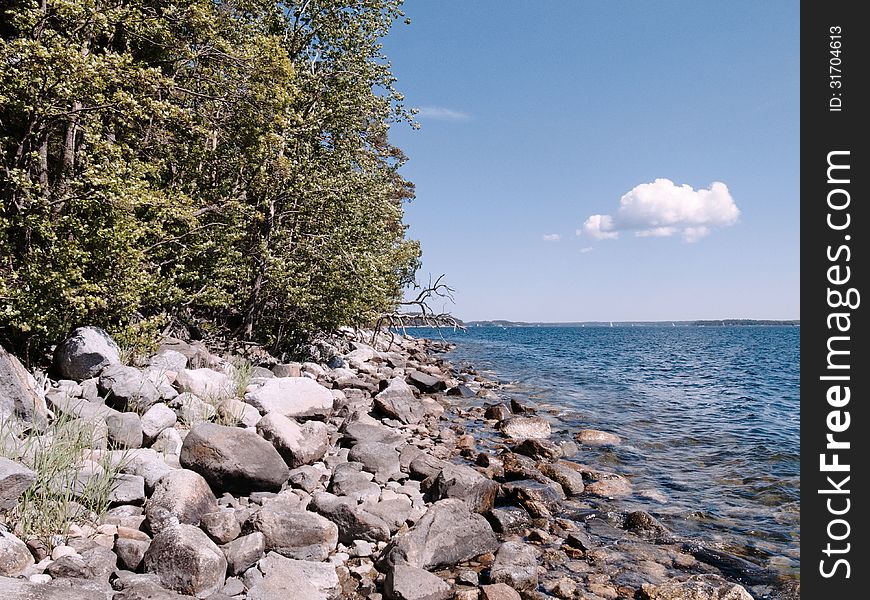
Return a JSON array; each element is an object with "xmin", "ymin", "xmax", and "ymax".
[{"xmin": 417, "ymin": 325, "xmax": 800, "ymax": 573}]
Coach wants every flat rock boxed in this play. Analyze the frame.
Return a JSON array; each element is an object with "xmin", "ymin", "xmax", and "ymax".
[
  {"xmin": 144, "ymin": 523, "xmax": 227, "ymax": 598},
  {"xmin": 0, "ymin": 457, "xmax": 36, "ymax": 511},
  {"xmin": 0, "ymin": 576, "xmax": 113, "ymax": 599},
  {"xmin": 245, "ymin": 377, "xmax": 333, "ymax": 420},
  {"xmin": 480, "ymin": 583, "xmax": 521, "ymax": 600},
  {"xmin": 385, "ymin": 563, "xmax": 453, "ymax": 600},
  {"xmin": 44, "ymin": 542, "xmax": 116, "ymax": 581},
  {"xmin": 406, "ymin": 370, "xmax": 446, "ymax": 393},
  {"xmin": 245, "ymin": 501, "xmax": 338, "ymax": 560},
  {"xmin": 174, "ymin": 368, "xmax": 232, "ymax": 402},
  {"xmin": 256, "ymin": 413, "xmax": 329, "ymax": 468},
  {"xmin": 428, "ymin": 463, "xmax": 499, "ymax": 513},
  {"xmin": 53, "ymin": 326, "xmax": 121, "ymax": 381},
  {"xmin": 499, "ymin": 416, "xmax": 551, "ymax": 440},
  {"xmin": 180, "ymin": 422, "xmax": 289, "ymax": 493},
  {"xmin": 639, "ymin": 575, "xmax": 753, "ymax": 600}
]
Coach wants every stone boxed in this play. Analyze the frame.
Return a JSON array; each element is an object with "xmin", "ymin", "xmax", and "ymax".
[
  {"xmin": 110, "ymin": 473, "xmax": 147, "ymax": 505},
  {"xmin": 222, "ymin": 532, "xmax": 266, "ymax": 575},
  {"xmin": 379, "ymin": 499, "xmax": 498, "ymax": 570},
  {"xmin": 538, "ymin": 461, "xmax": 585, "ymax": 496},
  {"xmin": 0, "ymin": 345, "xmax": 49, "ymax": 426},
  {"xmin": 256, "ymin": 413, "xmax": 329, "ymax": 468},
  {"xmin": 170, "ymin": 392, "xmax": 216, "ymax": 425},
  {"xmin": 180, "ymin": 422, "xmax": 290, "ymax": 493},
  {"xmin": 575, "ymin": 429, "xmax": 622, "ymax": 446},
  {"xmin": 0, "ymin": 531, "xmax": 34, "ymax": 576},
  {"xmin": 245, "ymin": 501, "xmax": 338, "ymax": 560},
  {"xmin": 342, "ymin": 421, "xmax": 405, "ymax": 446},
  {"xmin": 375, "ymin": 379, "xmax": 426, "ymax": 425},
  {"xmin": 99, "ymin": 365, "xmax": 161, "ymax": 412},
  {"xmin": 483, "ymin": 403, "xmax": 511, "ymax": 421},
  {"xmin": 501, "ymin": 480, "xmax": 565, "ymax": 518},
  {"xmin": 408, "ymin": 454, "xmax": 449, "ymax": 482},
  {"xmin": 151, "ymin": 428, "xmax": 183, "ymax": 455},
  {"xmin": 0, "ymin": 457, "xmax": 36, "ymax": 512},
  {"xmin": 406, "ymin": 370, "xmax": 446, "ymax": 393},
  {"xmin": 174, "ymin": 368, "xmax": 233, "ymax": 402},
  {"xmin": 115, "ymin": 538, "xmax": 150, "ymax": 571},
  {"xmin": 584, "ymin": 474, "xmax": 633, "ymax": 498},
  {"xmin": 217, "ymin": 397, "xmax": 261, "ymax": 428},
  {"xmin": 141, "ymin": 403, "xmax": 177, "ymax": 442},
  {"xmin": 447, "ymin": 384, "xmax": 476, "ymax": 398},
  {"xmin": 106, "ymin": 411, "xmax": 143, "ymax": 448},
  {"xmin": 486, "ymin": 506, "xmax": 531, "ymax": 534},
  {"xmin": 247, "ymin": 552, "xmax": 334, "ymax": 600},
  {"xmin": 489, "ymin": 541, "xmax": 539, "ymax": 590},
  {"xmin": 428, "ymin": 463, "xmax": 499, "ymax": 513},
  {"xmin": 499, "ymin": 417, "xmax": 551, "ymax": 440},
  {"xmin": 384, "ymin": 563, "xmax": 453, "ymax": 600},
  {"xmin": 53, "ymin": 326, "xmax": 121, "ymax": 381},
  {"xmin": 200, "ymin": 509, "xmax": 241, "ymax": 544},
  {"xmin": 149, "ymin": 350, "xmax": 188, "ymax": 373},
  {"xmin": 272, "ymin": 363, "xmax": 302, "ymax": 378},
  {"xmin": 121, "ymin": 449, "xmax": 175, "ymax": 492},
  {"xmin": 511, "ymin": 438, "xmax": 562, "ymax": 461},
  {"xmin": 45, "ymin": 541, "xmax": 116, "ymax": 581},
  {"xmin": 288, "ymin": 464, "xmax": 328, "ymax": 493},
  {"xmin": 310, "ymin": 492, "xmax": 391, "ymax": 544},
  {"xmin": 480, "ymin": 583, "xmax": 521, "ymax": 600},
  {"xmin": 639, "ymin": 575, "xmax": 754, "ymax": 600},
  {"xmin": 364, "ymin": 496, "xmax": 413, "ymax": 533},
  {"xmin": 143, "ymin": 523, "xmax": 227, "ymax": 598},
  {"xmin": 0, "ymin": 575, "xmax": 114, "ymax": 598},
  {"xmin": 329, "ymin": 466, "xmax": 381, "ymax": 503},
  {"xmin": 347, "ymin": 442, "xmax": 401, "ymax": 483},
  {"xmin": 146, "ymin": 469, "xmax": 218, "ymax": 533},
  {"xmin": 245, "ymin": 377, "xmax": 333, "ymax": 420}
]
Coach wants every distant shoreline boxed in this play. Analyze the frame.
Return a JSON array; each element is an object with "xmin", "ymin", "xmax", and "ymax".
[{"xmin": 464, "ymin": 319, "xmax": 800, "ymax": 327}]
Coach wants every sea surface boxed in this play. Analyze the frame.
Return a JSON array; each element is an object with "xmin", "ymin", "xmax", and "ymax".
[{"xmin": 415, "ymin": 325, "xmax": 800, "ymax": 576}]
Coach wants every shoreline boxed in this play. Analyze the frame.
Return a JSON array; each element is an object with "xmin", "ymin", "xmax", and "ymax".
[{"xmin": 0, "ymin": 327, "xmax": 798, "ymax": 599}]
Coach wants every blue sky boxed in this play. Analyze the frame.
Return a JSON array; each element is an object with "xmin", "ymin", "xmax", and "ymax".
[{"xmin": 384, "ymin": 1, "xmax": 799, "ymax": 322}]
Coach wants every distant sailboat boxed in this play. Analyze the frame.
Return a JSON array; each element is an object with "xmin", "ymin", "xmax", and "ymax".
[
  {"xmin": 672, "ymin": 322, "xmax": 675, "ymax": 327},
  {"xmin": 609, "ymin": 321, "xmax": 613, "ymax": 328}
]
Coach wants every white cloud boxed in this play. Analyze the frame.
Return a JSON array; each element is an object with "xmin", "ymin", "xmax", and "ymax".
[
  {"xmin": 542, "ymin": 233, "xmax": 561, "ymax": 242},
  {"xmin": 580, "ymin": 179, "xmax": 739, "ymax": 242},
  {"xmin": 415, "ymin": 106, "xmax": 470, "ymax": 121}
]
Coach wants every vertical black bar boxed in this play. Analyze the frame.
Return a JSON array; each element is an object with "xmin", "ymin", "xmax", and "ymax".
[{"xmin": 801, "ymin": 1, "xmax": 868, "ymax": 597}]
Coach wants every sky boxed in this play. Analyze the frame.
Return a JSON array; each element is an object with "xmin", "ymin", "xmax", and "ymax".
[{"xmin": 383, "ymin": 1, "xmax": 799, "ymax": 322}]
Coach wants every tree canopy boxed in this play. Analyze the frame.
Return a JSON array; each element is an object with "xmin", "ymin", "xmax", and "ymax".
[{"xmin": 0, "ymin": 0, "xmax": 421, "ymax": 359}]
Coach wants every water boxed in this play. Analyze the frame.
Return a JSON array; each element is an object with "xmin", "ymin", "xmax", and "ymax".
[{"xmin": 417, "ymin": 325, "xmax": 800, "ymax": 575}]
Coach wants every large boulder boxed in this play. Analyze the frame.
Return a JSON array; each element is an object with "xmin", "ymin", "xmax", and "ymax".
[
  {"xmin": 143, "ymin": 523, "xmax": 227, "ymax": 598},
  {"xmin": 53, "ymin": 326, "xmax": 121, "ymax": 381},
  {"xmin": 245, "ymin": 501, "xmax": 338, "ymax": 561},
  {"xmin": 0, "ymin": 457, "xmax": 36, "ymax": 512},
  {"xmin": 379, "ymin": 499, "xmax": 498, "ymax": 570},
  {"xmin": 385, "ymin": 563, "xmax": 453, "ymax": 600},
  {"xmin": 256, "ymin": 413, "xmax": 329, "ymax": 468},
  {"xmin": 99, "ymin": 365, "xmax": 161, "ymax": 412},
  {"xmin": 245, "ymin": 377, "xmax": 333, "ymax": 420},
  {"xmin": 145, "ymin": 469, "xmax": 218, "ymax": 533},
  {"xmin": 0, "ymin": 344, "xmax": 49, "ymax": 426},
  {"xmin": 428, "ymin": 463, "xmax": 499, "ymax": 513},
  {"xmin": 180, "ymin": 423, "xmax": 289, "ymax": 493}
]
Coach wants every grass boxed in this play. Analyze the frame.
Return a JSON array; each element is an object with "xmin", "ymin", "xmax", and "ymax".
[{"xmin": 0, "ymin": 413, "xmax": 127, "ymax": 543}]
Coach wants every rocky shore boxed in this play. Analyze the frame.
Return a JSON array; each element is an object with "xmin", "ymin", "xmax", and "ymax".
[{"xmin": 0, "ymin": 326, "xmax": 796, "ymax": 600}]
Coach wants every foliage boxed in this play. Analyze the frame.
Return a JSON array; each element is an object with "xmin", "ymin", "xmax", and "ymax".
[{"xmin": 0, "ymin": 0, "xmax": 420, "ymax": 360}]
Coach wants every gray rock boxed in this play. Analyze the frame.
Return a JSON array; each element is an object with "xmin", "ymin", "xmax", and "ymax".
[
  {"xmin": 329, "ymin": 465, "xmax": 381, "ymax": 502},
  {"xmin": 288, "ymin": 465, "xmax": 327, "ymax": 493},
  {"xmin": 490, "ymin": 541, "xmax": 539, "ymax": 590},
  {"xmin": 146, "ymin": 469, "xmax": 218, "ymax": 533},
  {"xmin": 217, "ymin": 398, "xmax": 261, "ymax": 428},
  {"xmin": 106, "ymin": 411, "xmax": 143, "ymax": 448},
  {"xmin": 499, "ymin": 416, "xmax": 551, "ymax": 440},
  {"xmin": 245, "ymin": 501, "xmax": 338, "ymax": 560},
  {"xmin": 483, "ymin": 403, "xmax": 511, "ymax": 421},
  {"xmin": 406, "ymin": 370, "xmax": 446, "ymax": 393},
  {"xmin": 347, "ymin": 442, "xmax": 400, "ymax": 483},
  {"xmin": 310, "ymin": 492, "xmax": 391, "ymax": 543},
  {"xmin": 342, "ymin": 421, "xmax": 405, "ymax": 446},
  {"xmin": 537, "ymin": 461, "xmax": 585, "ymax": 496},
  {"xmin": 200, "ymin": 509, "xmax": 241, "ymax": 544},
  {"xmin": 45, "ymin": 541, "xmax": 116, "ymax": 582},
  {"xmin": 272, "ymin": 363, "xmax": 302, "ymax": 378},
  {"xmin": 144, "ymin": 523, "xmax": 227, "ymax": 598},
  {"xmin": 173, "ymin": 369, "xmax": 232, "ymax": 402},
  {"xmin": 115, "ymin": 537, "xmax": 150, "ymax": 571},
  {"xmin": 247, "ymin": 551, "xmax": 336, "ymax": 600},
  {"xmin": 99, "ymin": 365, "xmax": 160, "ymax": 412},
  {"xmin": 141, "ymin": 403, "xmax": 177, "ymax": 442},
  {"xmin": 639, "ymin": 574, "xmax": 753, "ymax": 600},
  {"xmin": 170, "ymin": 392, "xmax": 216, "ymax": 425},
  {"xmin": 486, "ymin": 506, "xmax": 531, "ymax": 534},
  {"xmin": 428, "ymin": 463, "xmax": 499, "ymax": 513},
  {"xmin": 385, "ymin": 563, "xmax": 453, "ymax": 600},
  {"xmin": 245, "ymin": 377, "xmax": 333, "ymax": 420},
  {"xmin": 379, "ymin": 499, "xmax": 499, "ymax": 570},
  {"xmin": 408, "ymin": 454, "xmax": 449, "ymax": 482},
  {"xmin": 110, "ymin": 473, "xmax": 147, "ymax": 505},
  {"xmin": 221, "ymin": 532, "xmax": 265, "ymax": 575},
  {"xmin": 511, "ymin": 438, "xmax": 562, "ymax": 461},
  {"xmin": 501, "ymin": 480, "xmax": 565, "ymax": 518},
  {"xmin": 0, "ymin": 457, "xmax": 36, "ymax": 512},
  {"xmin": 53, "ymin": 326, "xmax": 121, "ymax": 381},
  {"xmin": 256, "ymin": 413, "xmax": 329, "ymax": 468},
  {"xmin": 364, "ymin": 496, "xmax": 413, "ymax": 533},
  {"xmin": 120, "ymin": 448, "xmax": 175, "ymax": 492},
  {"xmin": 0, "ymin": 531, "xmax": 34, "ymax": 576},
  {"xmin": 0, "ymin": 576, "xmax": 113, "ymax": 599},
  {"xmin": 148, "ymin": 350, "xmax": 188, "ymax": 373},
  {"xmin": 575, "ymin": 428, "xmax": 622, "ymax": 446},
  {"xmin": 375, "ymin": 379, "xmax": 426, "ymax": 425},
  {"xmin": 0, "ymin": 344, "xmax": 49, "ymax": 426},
  {"xmin": 180, "ymin": 422, "xmax": 290, "ymax": 493}
]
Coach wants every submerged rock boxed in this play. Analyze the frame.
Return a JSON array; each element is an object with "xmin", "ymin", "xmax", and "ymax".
[
  {"xmin": 639, "ymin": 575, "xmax": 753, "ymax": 600},
  {"xmin": 499, "ymin": 416, "xmax": 551, "ymax": 440}
]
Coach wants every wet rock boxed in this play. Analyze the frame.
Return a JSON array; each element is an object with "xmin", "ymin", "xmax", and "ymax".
[
  {"xmin": 575, "ymin": 429, "xmax": 622, "ymax": 446},
  {"xmin": 624, "ymin": 511, "xmax": 672, "ymax": 541},
  {"xmin": 0, "ymin": 457, "xmax": 35, "ymax": 511},
  {"xmin": 487, "ymin": 505, "xmax": 531, "ymax": 534},
  {"xmin": 310, "ymin": 492, "xmax": 391, "ymax": 543},
  {"xmin": 222, "ymin": 532, "xmax": 266, "ymax": 575},
  {"xmin": 384, "ymin": 563, "xmax": 453, "ymax": 600},
  {"xmin": 0, "ymin": 531, "xmax": 34, "ymax": 576},
  {"xmin": 501, "ymin": 480, "xmax": 565, "ymax": 518},
  {"xmin": 483, "ymin": 403, "xmax": 511, "ymax": 421},
  {"xmin": 489, "ymin": 541, "xmax": 539, "ymax": 590},
  {"xmin": 141, "ymin": 403, "xmax": 177, "ymax": 442},
  {"xmin": 480, "ymin": 583, "xmax": 521, "ymax": 600},
  {"xmin": 348, "ymin": 442, "xmax": 401, "ymax": 483},
  {"xmin": 406, "ymin": 370, "xmax": 446, "ymax": 393},
  {"xmin": 200, "ymin": 509, "xmax": 241, "ymax": 544},
  {"xmin": 180, "ymin": 422, "xmax": 290, "ymax": 493},
  {"xmin": 501, "ymin": 453, "xmax": 547, "ymax": 482},
  {"xmin": 245, "ymin": 501, "xmax": 338, "ymax": 560},
  {"xmin": 256, "ymin": 413, "xmax": 329, "ymax": 468},
  {"xmin": 499, "ymin": 417, "xmax": 550, "ymax": 440},
  {"xmin": 115, "ymin": 537, "xmax": 150, "ymax": 571},
  {"xmin": 174, "ymin": 368, "xmax": 232, "ymax": 402},
  {"xmin": 428, "ymin": 463, "xmax": 499, "ymax": 513},
  {"xmin": 143, "ymin": 523, "xmax": 227, "ymax": 598},
  {"xmin": 565, "ymin": 529, "xmax": 595, "ymax": 552},
  {"xmin": 1, "ymin": 345, "xmax": 49, "ymax": 426},
  {"xmin": 146, "ymin": 469, "xmax": 218, "ymax": 533},
  {"xmin": 106, "ymin": 411, "xmax": 143, "ymax": 448},
  {"xmin": 379, "ymin": 499, "xmax": 498, "ymax": 570},
  {"xmin": 245, "ymin": 377, "xmax": 333, "ymax": 420},
  {"xmin": 639, "ymin": 575, "xmax": 753, "ymax": 600},
  {"xmin": 53, "ymin": 326, "xmax": 121, "ymax": 381},
  {"xmin": 511, "ymin": 438, "xmax": 562, "ymax": 461},
  {"xmin": 537, "ymin": 462, "xmax": 585, "ymax": 496},
  {"xmin": 100, "ymin": 365, "xmax": 161, "ymax": 412},
  {"xmin": 584, "ymin": 474, "xmax": 633, "ymax": 498}
]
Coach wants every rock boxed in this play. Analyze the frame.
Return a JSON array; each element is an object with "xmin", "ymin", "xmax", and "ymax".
[
  {"xmin": 149, "ymin": 349, "xmax": 188, "ymax": 373},
  {"xmin": 511, "ymin": 438, "xmax": 562, "ymax": 461},
  {"xmin": 384, "ymin": 563, "xmax": 453, "ymax": 600},
  {"xmin": 288, "ymin": 465, "xmax": 327, "ymax": 493},
  {"xmin": 245, "ymin": 502, "xmax": 338, "ymax": 560},
  {"xmin": 500, "ymin": 452, "xmax": 547, "ymax": 482},
  {"xmin": 347, "ymin": 442, "xmax": 401, "ymax": 483},
  {"xmin": 537, "ymin": 462, "xmax": 585, "ymax": 496},
  {"xmin": 146, "ymin": 469, "xmax": 218, "ymax": 533},
  {"xmin": 480, "ymin": 583, "xmax": 521, "ymax": 600},
  {"xmin": 45, "ymin": 541, "xmax": 116, "ymax": 581},
  {"xmin": 486, "ymin": 506, "xmax": 531, "ymax": 534},
  {"xmin": 0, "ymin": 457, "xmax": 36, "ymax": 512},
  {"xmin": 575, "ymin": 429, "xmax": 622, "ymax": 446},
  {"xmin": 121, "ymin": 448, "xmax": 175, "ymax": 491},
  {"xmin": 170, "ymin": 392, "xmax": 216, "ymax": 425},
  {"xmin": 248, "ymin": 552, "xmax": 338, "ymax": 600},
  {"xmin": 53, "ymin": 326, "xmax": 121, "ymax": 381},
  {"xmin": 342, "ymin": 421, "xmax": 405, "ymax": 446},
  {"xmin": 499, "ymin": 417, "xmax": 550, "ymax": 440},
  {"xmin": 115, "ymin": 538, "xmax": 150, "ymax": 571},
  {"xmin": 0, "ymin": 531, "xmax": 34, "ymax": 576},
  {"xmin": 447, "ymin": 384, "xmax": 476, "ymax": 398},
  {"xmin": 501, "ymin": 480, "xmax": 565, "ymax": 518},
  {"xmin": 584, "ymin": 474, "xmax": 633, "ymax": 498},
  {"xmin": 174, "ymin": 368, "xmax": 232, "ymax": 402},
  {"xmin": 639, "ymin": 575, "xmax": 753, "ymax": 600},
  {"xmin": 222, "ymin": 532, "xmax": 265, "ymax": 575},
  {"xmin": 375, "ymin": 379, "xmax": 426, "ymax": 424},
  {"xmin": 180, "ymin": 422, "xmax": 290, "ymax": 493},
  {"xmin": 272, "ymin": 363, "xmax": 302, "ymax": 378},
  {"xmin": 143, "ymin": 523, "xmax": 227, "ymax": 598},
  {"xmin": 364, "ymin": 496, "xmax": 413, "ymax": 533},
  {"xmin": 406, "ymin": 371, "xmax": 446, "ymax": 393},
  {"xmin": 141, "ymin": 404, "xmax": 177, "ymax": 442},
  {"xmin": 106, "ymin": 411, "xmax": 143, "ymax": 448},
  {"xmin": 0, "ymin": 575, "xmax": 114, "ymax": 598},
  {"xmin": 256, "ymin": 413, "xmax": 329, "ymax": 468},
  {"xmin": 379, "ymin": 499, "xmax": 498, "ymax": 570},
  {"xmin": 408, "ymin": 454, "xmax": 449, "ymax": 482},
  {"xmin": 99, "ymin": 365, "xmax": 161, "ymax": 412},
  {"xmin": 0, "ymin": 345, "xmax": 49, "ymax": 426},
  {"xmin": 310, "ymin": 492, "xmax": 391, "ymax": 544},
  {"xmin": 428, "ymin": 463, "xmax": 499, "ymax": 513},
  {"xmin": 329, "ymin": 465, "xmax": 381, "ymax": 502},
  {"xmin": 624, "ymin": 511, "xmax": 671, "ymax": 540},
  {"xmin": 245, "ymin": 377, "xmax": 333, "ymax": 420},
  {"xmin": 489, "ymin": 541, "xmax": 538, "ymax": 590},
  {"xmin": 217, "ymin": 397, "xmax": 261, "ymax": 428},
  {"xmin": 201, "ymin": 509, "xmax": 241, "ymax": 544},
  {"xmin": 110, "ymin": 473, "xmax": 147, "ymax": 505},
  {"xmin": 483, "ymin": 404, "xmax": 511, "ymax": 421}
]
